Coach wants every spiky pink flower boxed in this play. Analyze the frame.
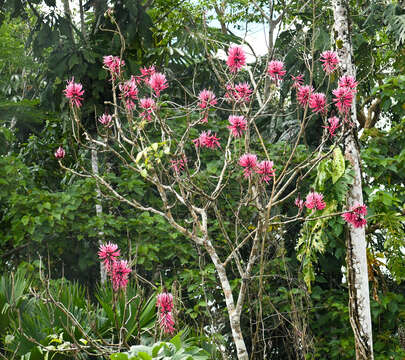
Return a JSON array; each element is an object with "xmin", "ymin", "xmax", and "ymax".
[
  {"xmin": 135, "ymin": 66, "xmax": 156, "ymax": 84},
  {"xmin": 226, "ymin": 46, "xmax": 246, "ymax": 73},
  {"xmin": 267, "ymin": 60, "xmax": 286, "ymax": 83},
  {"xmin": 324, "ymin": 116, "xmax": 340, "ymax": 137},
  {"xmin": 139, "ymin": 97, "xmax": 156, "ymax": 121},
  {"xmin": 291, "ymin": 74, "xmax": 304, "ymax": 89},
  {"xmin": 149, "ymin": 73, "xmax": 168, "ymax": 97},
  {"xmin": 338, "ymin": 75, "xmax": 358, "ymax": 91},
  {"xmin": 256, "ymin": 160, "xmax": 275, "ymax": 183},
  {"xmin": 63, "ymin": 78, "xmax": 84, "ymax": 108},
  {"xmin": 198, "ymin": 89, "xmax": 217, "ymax": 109},
  {"xmin": 239, "ymin": 154, "xmax": 257, "ymax": 178},
  {"xmin": 103, "ymin": 55, "xmax": 125, "ymax": 78},
  {"xmin": 54, "ymin": 146, "xmax": 65, "ymax": 159},
  {"xmin": 297, "ymin": 85, "xmax": 314, "ymax": 107},
  {"xmin": 119, "ymin": 76, "xmax": 138, "ymax": 110},
  {"xmin": 192, "ymin": 131, "xmax": 221, "ymax": 149},
  {"xmin": 305, "ymin": 191, "xmax": 326, "ymax": 210},
  {"xmin": 225, "ymin": 82, "xmax": 252, "ymax": 103},
  {"xmin": 333, "ymin": 87, "xmax": 354, "ymax": 114},
  {"xmin": 157, "ymin": 292, "xmax": 174, "ymax": 313},
  {"xmin": 157, "ymin": 292, "xmax": 175, "ymax": 334},
  {"xmin": 98, "ymin": 242, "xmax": 120, "ymax": 272},
  {"xmin": 170, "ymin": 157, "xmax": 187, "ymax": 175},
  {"xmin": 111, "ymin": 260, "xmax": 131, "ymax": 291},
  {"xmin": 228, "ymin": 115, "xmax": 247, "ymax": 137},
  {"xmin": 320, "ymin": 50, "xmax": 339, "ymax": 74},
  {"xmin": 295, "ymin": 196, "xmax": 304, "ymax": 211},
  {"xmin": 98, "ymin": 113, "xmax": 113, "ymax": 127},
  {"xmin": 342, "ymin": 204, "xmax": 367, "ymax": 228},
  {"xmin": 140, "ymin": 65, "xmax": 156, "ymax": 78},
  {"xmin": 309, "ymin": 92, "xmax": 327, "ymax": 114}
]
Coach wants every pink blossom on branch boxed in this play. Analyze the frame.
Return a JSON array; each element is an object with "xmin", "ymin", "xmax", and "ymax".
[
  {"xmin": 256, "ymin": 160, "xmax": 275, "ymax": 183},
  {"xmin": 157, "ymin": 291, "xmax": 175, "ymax": 334},
  {"xmin": 305, "ymin": 191, "xmax": 326, "ymax": 210},
  {"xmin": 226, "ymin": 46, "xmax": 246, "ymax": 73},
  {"xmin": 98, "ymin": 113, "xmax": 113, "ymax": 127},
  {"xmin": 320, "ymin": 50, "xmax": 339, "ymax": 74},
  {"xmin": 111, "ymin": 260, "xmax": 131, "ymax": 291},
  {"xmin": 98, "ymin": 242, "xmax": 120, "ymax": 272},
  {"xmin": 342, "ymin": 204, "xmax": 367, "ymax": 228},
  {"xmin": 228, "ymin": 115, "xmax": 247, "ymax": 137},
  {"xmin": 192, "ymin": 131, "xmax": 221, "ymax": 149},
  {"xmin": 63, "ymin": 78, "xmax": 84, "ymax": 108},
  {"xmin": 267, "ymin": 60, "xmax": 286, "ymax": 83},
  {"xmin": 291, "ymin": 74, "xmax": 304, "ymax": 89},
  {"xmin": 54, "ymin": 146, "xmax": 65, "ymax": 159},
  {"xmin": 239, "ymin": 154, "xmax": 257, "ymax": 178},
  {"xmin": 332, "ymin": 86, "xmax": 354, "ymax": 115},
  {"xmin": 338, "ymin": 75, "xmax": 358, "ymax": 91},
  {"xmin": 297, "ymin": 85, "xmax": 314, "ymax": 108},
  {"xmin": 170, "ymin": 157, "xmax": 187, "ymax": 175},
  {"xmin": 309, "ymin": 92, "xmax": 327, "ymax": 114},
  {"xmin": 225, "ymin": 82, "xmax": 252, "ymax": 103},
  {"xmin": 295, "ymin": 196, "xmax": 304, "ymax": 211},
  {"xmin": 139, "ymin": 97, "xmax": 156, "ymax": 121},
  {"xmin": 119, "ymin": 76, "xmax": 138, "ymax": 110},
  {"xmin": 324, "ymin": 116, "xmax": 341, "ymax": 137},
  {"xmin": 103, "ymin": 55, "xmax": 125, "ymax": 78},
  {"xmin": 149, "ymin": 72, "xmax": 168, "ymax": 97},
  {"xmin": 198, "ymin": 89, "xmax": 217, "ymax": 109}
]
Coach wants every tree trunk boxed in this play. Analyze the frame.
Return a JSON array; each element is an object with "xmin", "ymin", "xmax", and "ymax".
[
  {"xmin": 91, "ymin": 149, "xmax": 107, "ymax": 284},
  {"xmin": 332, "ymin": 1, "xmax": 374, "ymax": 359}
]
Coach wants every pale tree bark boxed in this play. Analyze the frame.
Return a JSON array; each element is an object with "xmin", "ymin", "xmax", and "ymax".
[
  {"xmin": 91, "ymin": 149, "xmax": 107, "ymax": 284},
  {"xmin": 332, "ymin": 1, "xmax": 374, "ymax": 359}
]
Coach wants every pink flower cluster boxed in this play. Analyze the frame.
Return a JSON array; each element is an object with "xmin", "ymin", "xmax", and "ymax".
[
  {"xmin": 54, "ymin": 146, "xmax": 65, "ymax": 159},
  {"xmin": 193, "ymin": 131, "xmax": 221, "ymax": 149},
  {"xmin": 295, "ymin": 191, "xmax": 326, "ymax": 211},
  {"xmin": 226, "ymin": 46, "xmax": 246, "ymax": 73},
  {"xmin": 98, "ymin": 243, "xmax": 131, "ymax": 291},
  {"xmin": 342, "ymin": 204, "xmax": 367, "ymax": 228},
  {"xmin": 139, "ymin": 98, "xmax": 156, "ymax": 121},
  {"xmin": 119, "ymin": 76, "xmax": 138, "ymax": 110},
  {"xmin": 149, "ymin": 73, "xmax": 168, "ymax": 97},
  {"xmin": 325, "ymin": 116, "xmax": 340, "ymax": 137},
  {"xmin": 291, "ymin": 74, "xmax": 304, "ymax": 89},
  {"xmin": 157, "ymin": 291, "xmax": 175, "ymax": 334},
  {"xmin": 267, "ymin": 60, "xmax": 286, "ymax": 84},
  {"xmin": 333, "ymin": 75, "xmax": 357, "ymax": 117},
  {"xmin": 239, "ymin": 154, "xmax": 275, "ymax": 183},
  {"xmin": 320, "ymin": 51, "xmax": 339, "ymax": 74},
  {"xmin": 297, "ymin": 85, "xmax": 314, "ymax": 108},
  {"xmin": 170, "ymin": 156, "xmax": 187, "ymax": 175},
  {"xmin": 198, "ymin": 89, "xmax": 217, "ymax": 123},
  {"xmin": 98, "ymin": 113, "xmax": 113, "ymax": 127},
  {"xmin": 63, "ymin": 78, "xmax": 84, "ymax": 108},
  {"xmin": 225, "ymin": 82, "xmax": 252, "ymax": 103},
  {"xmin": 103, "ymin": 55, "xmax": 125, "ymax": 78},
  {"xmin": 228, "ymin": 115, "xmax": 247, "ymax": 137},
  {"xmin": 309, "ymin": 92, "xmax": 327, "ymax": 114}
]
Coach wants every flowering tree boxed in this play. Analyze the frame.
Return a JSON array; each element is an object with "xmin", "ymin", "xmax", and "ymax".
[{"xmin": 57, "ymin": 10, "xmax": 368, "ymax": 359}]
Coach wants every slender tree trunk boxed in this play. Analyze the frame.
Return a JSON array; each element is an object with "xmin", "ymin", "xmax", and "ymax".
[
  {"xmin": 91, "ymin": 149, "xmax": 107, "ymax": 284},
  {"xmin": 62, "ymin": 0, "xmax": 74, "ymax": 42},
  {"xmin": 79, "ymin": 0, "xmax": 87, "ymax": 41},
  {"xmin": 332, "ymin": 2, "xmax": 374, "ymax": 359}
]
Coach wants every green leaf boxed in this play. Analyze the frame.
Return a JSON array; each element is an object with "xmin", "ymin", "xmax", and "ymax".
[
  {"xmin": 332, "ymin": 147, "xmax": 345, "ymax": 184},
  {"xmin": 110, "ymin": 354, "xmax": 129, "ymax": 360}
]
